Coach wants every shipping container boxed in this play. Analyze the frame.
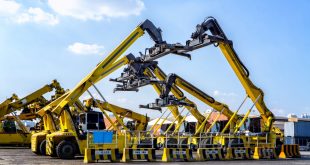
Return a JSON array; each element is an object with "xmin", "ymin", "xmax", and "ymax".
[{"xmin": 284, "ymin": 121, "xmax": 310, "ymax": 137}]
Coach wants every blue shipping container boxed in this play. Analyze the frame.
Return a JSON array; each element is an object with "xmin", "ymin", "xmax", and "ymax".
[{"xmin": 284, "ymin": 121, "xmax": 310, "ymax": 137}]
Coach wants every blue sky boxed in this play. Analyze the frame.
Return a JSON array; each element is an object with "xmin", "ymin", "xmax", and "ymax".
[{"xmin": 0, "ymin": 0, "xmax": 309, "ymax": 118}]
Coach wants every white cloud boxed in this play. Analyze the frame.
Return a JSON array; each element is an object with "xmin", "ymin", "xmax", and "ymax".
[
  {"xmin": 0, "ymin": 0, "xmax": 21, "ymax": 16},
  {"xmin": 15, "ymin": 7, "xmax": 59, "ymax": 25},
  {"xmin": 0, "ymin": 0, "xmax": 58, "ymax": 25},
  {"xmin": 213, "ymin": 90, "xmax": 237, "ymax": 97},
  {"xmin": 48, "ymin": 0, "xmax": 144, "ymax": 21},
  {"xmin": 68, "ymin": 42, "xmax": 104, "ymax": 55}
]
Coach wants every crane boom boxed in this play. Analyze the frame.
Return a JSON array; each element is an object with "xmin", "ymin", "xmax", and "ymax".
[
  {"xmin": 52, "ymin": 19, "xmax": 165, "ymax": 115},
  {"xmin": 155, "ymin": 73, "xmax": 238, "ymax": 125},
  {"xmin": 125, "ymin": 17, "xmax": 274, "ymax": 133},
  {"xmin": 187, "ymin": 17, "xmax": 274, "ymax": 132},
  {"xmin": 0, "ymin": 80, "xmax": 64, "ymax": 118},
  {"xmin": 110, "ymin": 56, "xmax": 237, "ymax": 132}
]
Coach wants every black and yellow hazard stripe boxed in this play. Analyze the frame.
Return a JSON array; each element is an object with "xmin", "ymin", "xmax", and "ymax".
[
  {"xmin": 121, "ymin": 148, "xmax": 156, "ymax": 162},
  {"xmin": 162, "ymin": 148, "xmax": 193, "ymax": 162},
  {"xmin": 279, "ymin": 144, "xmax": 301, "ymax": 159},
  {"xmin": 46, "ymin": 138, "xmax": 53, "ymax": 156},
  {"xmin": 84, "ymin": 148, "xmax": 120, "ymax": 163},
  {"xmin": 197, "ymin": 148, "xmax": 225, "ymax": 161},
  {"xmin": 253, "ymin": 147, "xmax": 277, "ymax": 159},
  {"xmin": 230, "ymin": 147, "xmax": 252, "ymax": 159}
]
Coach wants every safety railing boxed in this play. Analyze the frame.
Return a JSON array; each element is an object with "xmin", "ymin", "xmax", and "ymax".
[
  {"xmin": 162, "ymin": 131, "xmax": 191, "ymax": 148},
  {"xmin": 198, "ymin": 132, "xmax": 220, "ymax": 148},
  {"xmin": 252, "ymin": 132, "xmax": 274, "ymax": 147},
  {"xmin": 124, "ymin": 130, "xmax": 155, "ymax": 148}
]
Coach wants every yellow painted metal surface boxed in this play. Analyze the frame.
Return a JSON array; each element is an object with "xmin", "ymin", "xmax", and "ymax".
[{"xmin": 0, "ymin": 133, "xmax": 31, "ymax": 145}]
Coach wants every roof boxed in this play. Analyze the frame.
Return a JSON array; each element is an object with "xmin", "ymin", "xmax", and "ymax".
[
  {"xmin": 148, "ymin": 118, "xmax": 172, "ymax": 125},
  {"xmin": 104, "ymin": 117, "xmax": 117, "ymax": 128},
  {"xmin": 207, "ymin": 111, "xmax": 228, "ymax": 122}
]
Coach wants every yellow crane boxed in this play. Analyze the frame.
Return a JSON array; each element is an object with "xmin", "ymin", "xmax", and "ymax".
[
  {"xmin": 0, "ymin": 80, "xmax": 65, "ymax": 146},
  {"xmin": 42, "ymin": 19, "xmax": 169, "ymax": 159},
  {"xmin": 0, "ymin": 80, "xmax": 64, "ymax": 118},
  {"xmin": 186, "ymin": 16, "xmax": 279, "ymax": 147},
  {"xmin": 126, "ymin": 16, "xmax": 281, "ymax": 148},
  {"xmin": 0, "ymin": 94, "xmax": 19, "ymax": 116},
  {"xmin": 31, "ymin": 92, "xmax": 74, "ymax": 155}
]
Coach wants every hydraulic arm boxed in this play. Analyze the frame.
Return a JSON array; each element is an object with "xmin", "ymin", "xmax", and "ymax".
[
  {"xmin": 130, "ymin": 16, "xmax": 275, "ymax": 133},
  {"xmin": 146, "ymin": 67, "xmax": 206, "ymax": 126},
  {"xmin": 147, "ymin": 72, "xmax": 238, "ymax": 132},
  {"xmin": 43, "ymin": 19, "xmax": 180, "ymax": 159},
  {"xmin": 84, "ymin": 98, "xmax": 149, "ymax": 131},
  {"xmin": 0, "ymin": 80, "xmax": 64, "ymax": 118},
  {"xmin": 111, "ymin": 58, "xmax": 238, "ymax": 132},
  {"xmin": 186, "ymin": 17, "xmax": 274, "ymax": 132},
  {"xmin": 0, "ymin": 80, "xmax": 65, "ymax": 146},
  {"xmin": 0, "ymin": 94, "xmax": 19, "ymax": 118},
  {"xmin": 52, "ymin": 19, "xmax": 166, "ymax": 117},
  {"xmin": 111, "ymin": 58, "xmax": 206, "ymax": 131}
]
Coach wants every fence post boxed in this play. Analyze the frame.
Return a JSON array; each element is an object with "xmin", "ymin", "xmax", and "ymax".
[
  {"xmin": 265, "ymin": 133, "xmax": 268, "ymax": 146},
  {"xmin": 199, "ymin": 132, "xmax": 202, "ymax": 148},
  {"xmin": 165, "ymin": 132, "xmax": 168, "ymax": 148},
  {"xmin": 177, "ymin": 132, "xmax": 180, "ymax": 148},
  {"xmin": 138, "ymin": 131, "xmax": 141, "ymax": 146},
  {"xmin": 151, "ymin": 132, "xmax": 154, "ymax": 148},
  {"xmin": 256, "ymin": 134, "xmax": 259, "ymax": 147}
]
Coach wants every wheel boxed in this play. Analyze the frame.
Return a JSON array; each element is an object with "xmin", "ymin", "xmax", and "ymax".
[
  {"xmin": 39, "ymin": 140, "xmax": 46, "ymax": 155},
  {"xmin": 56, "ymin": 140, "xmax": 76, "ymax": 159}
]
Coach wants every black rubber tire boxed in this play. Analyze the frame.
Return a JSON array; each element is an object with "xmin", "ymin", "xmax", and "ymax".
[
  {"xmin": 32, "ymin": 144, "xmax": 41, "ymax": 155},
  {"xmin": 56, "ymin": 140, "xmax": 76, "ymax": 159},
  {"xmin": 39, "ymin": 140, "xmax": 46, "ymax": 156}
]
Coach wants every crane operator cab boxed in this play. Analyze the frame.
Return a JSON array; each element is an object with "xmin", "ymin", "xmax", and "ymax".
[
  {"xmin": 1, "ymin": 120, "xmax": 17, "ymax": 133},
  {"xmin": 78, "ymin": 111, "xmax": 105, "ymax": 139}
]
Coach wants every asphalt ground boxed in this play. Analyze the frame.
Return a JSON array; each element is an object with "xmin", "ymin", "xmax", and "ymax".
[{"xmin": 0, "ymin": 147, "xmax": 309, "ymax": 165}]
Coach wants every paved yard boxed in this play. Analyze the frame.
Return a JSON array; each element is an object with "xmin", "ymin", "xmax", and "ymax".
[{"xmin": 0, "ymin": 147, "xmax": 309, "ymax": 165}]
